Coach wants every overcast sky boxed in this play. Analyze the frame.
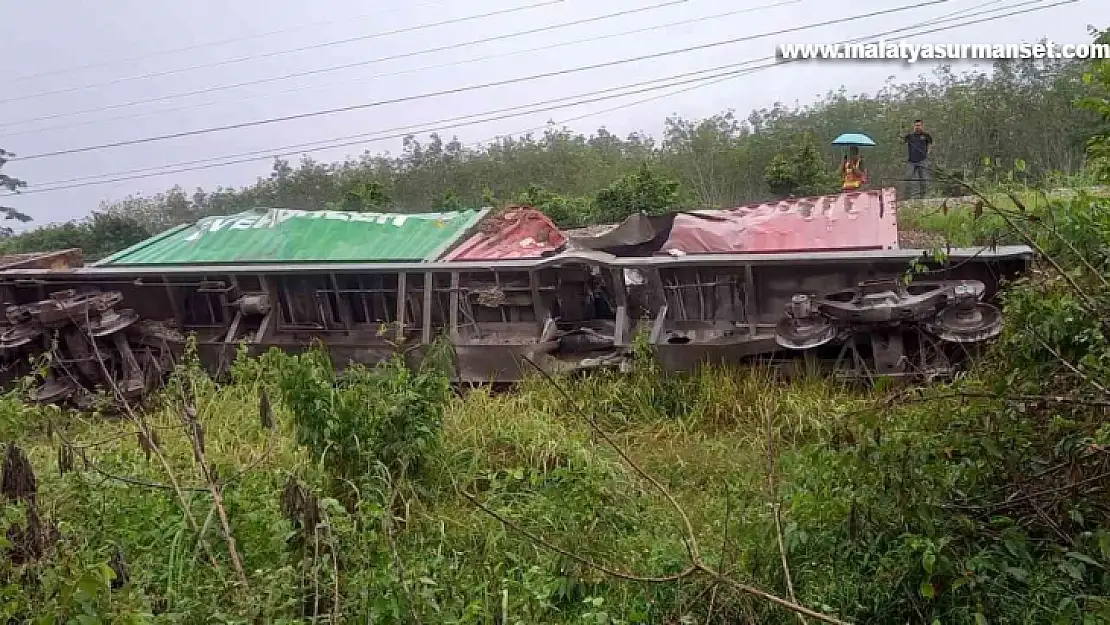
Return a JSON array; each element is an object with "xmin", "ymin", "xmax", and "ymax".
[{"xmin": 1, "ymin": 0, "xmax": 1105, "ymax": 229}]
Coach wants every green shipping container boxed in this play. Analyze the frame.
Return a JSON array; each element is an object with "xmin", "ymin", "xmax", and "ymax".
[{"xmin": 95, "ymin": 207, "xmax": 490, "ymax": 266}]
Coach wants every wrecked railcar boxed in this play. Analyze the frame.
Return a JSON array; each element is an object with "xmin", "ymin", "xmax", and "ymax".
[{"xmin": 0, "ymin": 190, "xmax": 1032, "ymax": 405}]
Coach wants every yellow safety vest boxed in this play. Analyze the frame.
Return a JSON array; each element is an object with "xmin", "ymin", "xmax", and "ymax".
[{"xmin": 842, "ymin": 157, "xmax": 864, "ymax": 190}]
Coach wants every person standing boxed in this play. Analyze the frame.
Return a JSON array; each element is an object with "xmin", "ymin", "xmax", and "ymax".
[
  {"xmin": 903, "ymin": 119, "xmax": 933, "ymax": 199},
  {"xmin": 840, "ymin": 146, "xmax": 868, "ymax": 191}
]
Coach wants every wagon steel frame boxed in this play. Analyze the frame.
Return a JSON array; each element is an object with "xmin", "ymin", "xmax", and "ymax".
[{"xmin": 0, "ymin": 244, "xmax": 1032, "ymax": 390}]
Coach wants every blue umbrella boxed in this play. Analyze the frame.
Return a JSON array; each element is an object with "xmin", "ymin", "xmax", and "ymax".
[{"xmin": 831, "ymin": 132, "xmax": 876, "ymax": 147}]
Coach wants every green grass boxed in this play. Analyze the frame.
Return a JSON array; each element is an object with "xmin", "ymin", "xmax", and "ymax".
[
  {"xmin": 897, "ymin": 190, "xmax": 1041, "ymax": 247},
  {"xmin": 8, "ymin": 342, "xmax": 1105, "ymax": 624},
  {"xmin": 3, "ymin": 183, "xmax": 1110, "ymax": 623},
  {"xmin": 0, "ymin": 357, "xmax": 874, "ymax": 623},
  {"xmin": 896, "ymin": 184, "xmax": 1110, "ymax": 248}
]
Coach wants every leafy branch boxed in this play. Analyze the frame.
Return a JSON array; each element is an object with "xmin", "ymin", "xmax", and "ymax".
[{"xmin": 0, "ymin": 148, "xmax": 30, "ymax": 224}]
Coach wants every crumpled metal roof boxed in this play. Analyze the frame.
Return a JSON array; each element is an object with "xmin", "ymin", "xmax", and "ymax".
[
  {"xmin": 95, "ymin": 207, "xmax": 489, "ymax": 266},
  {"xmin": 661, "ymin": 188, "xmax": 898, "ymax": 254},
  {"xmin": 566, "ymin": 213, "xmax": 676, "ymax": 257},
  {"xmin": 442, "ymin": 207, "xmax": 566, "ymax": 261}
]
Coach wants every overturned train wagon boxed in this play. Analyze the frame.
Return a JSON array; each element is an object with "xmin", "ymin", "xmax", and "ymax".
[{"xmin": 0, "ymin": 190, "xmax": 1033, "ymax": 403}]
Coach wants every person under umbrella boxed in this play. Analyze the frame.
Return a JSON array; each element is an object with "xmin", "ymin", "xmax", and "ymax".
[
  {"xmin": 831, "ymin": 133, "xmax": 874, "ymax": 192},
  {"xmin": 840, "ymin": 145, "xmax": 868, "ymax": 191}
]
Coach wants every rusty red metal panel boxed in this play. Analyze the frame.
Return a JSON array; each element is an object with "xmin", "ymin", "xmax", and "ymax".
[
  {"xmin": 442, "ymin": 207, "xmax": 567, "ymax": 261},
  {"xmin": 0, "ymin": 248, "xmax": 84, "ymax": 270},
  {"xmin": 661, "ymin": 188, "xmax": 899, "ymax": 254}
]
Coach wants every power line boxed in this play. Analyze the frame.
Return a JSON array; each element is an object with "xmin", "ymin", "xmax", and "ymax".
[
  {"xmin": 11, "ymin": 0, "xmax": 951, "ymax": 163},
  {"xmin": 497, "ymin": 0, "xmax": 1080, "ymax": 144},
  {"xmin": 38, "ymin": 69, "xmax": 778, "ymax": 193},
  {"xmin": 11, "ymin": 68, "xmax": 770, "ymax": 196},
  {"xmin": 5, "ymin": 0, "xmax": 455, "ymax": 85},
  {"xmin": 10, "ymin": 0, "xmax": 1068, "ymax": 196},
  {"xmin": 490, "ymin": 0, "xmax": 1020, "ymax": 141},
  {"xmin": 2, "ymin": 0, "xmax": 804, "ymax": 135},
  {"xmin": 306, "ymin": 0, "xmax": 1083, "ymax": 149},
  {"xmin": 27, "ymin": 0, "xmax": 1017, "ymax": 189},
  {"xmin": 3, "ymin": 0, "xmax": 781, "ymax": 133},
  {"xmin": 7, "ymin": 0, "xmax": 1059, "ymax": 192},
  {"xmin": 0, "ymin": 0, "xmax": 566, "ymax": 106},
  {"xmin": 18, "ymin": 62, "xmax": 770, "ymax": 191}
]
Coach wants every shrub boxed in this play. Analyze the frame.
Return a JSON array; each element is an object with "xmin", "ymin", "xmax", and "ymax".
[{"xmin": 274, "ymin": 341, "xmax": 453, "ymax": 487}]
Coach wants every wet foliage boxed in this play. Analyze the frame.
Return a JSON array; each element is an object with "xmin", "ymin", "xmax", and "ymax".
[{"xmin": 0, "ymin": 29, "xmax": 1108, "ymax": 623}]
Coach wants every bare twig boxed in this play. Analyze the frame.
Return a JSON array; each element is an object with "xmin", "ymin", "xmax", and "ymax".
[
  {"xmin": 460, "ymin": 488, "xmax": 699, "ymax": 584},
  {"xmin": 1027, "ymin": 492, "xmax": 1075, "ymax": 546},
  {"xmin": 81, "ymin": 333, "xmax": 223, "ymax": 572},
  {"xmin": 521, "ymin": 356, "xmax": 701, "ymax": 561},
  {"xmin": 1003, "ymin": 189, "xmax": 1110, "ymax": 290},
  {"xmin": 1031, "ymin": 332, "xmax": 1110, "ymax": 396},
  {"xmin": 385, "ymin": 464, "xmax": 420, "ymax": 625},
  {"xmin": 1018, "ymin": 290, "xmax": 1110, "ymax": 396},
  {"xmin": 65, "ymin": 423, "xmax": 184, "ymax": 451},
  {"xmin": 945, "ymin": 472, "xmax": 1110, "ymax": 512},
  {"xmin": 900, "ymin": 390, "xmax": 1110, "ymax": 408},
  {"xmin": 457, "ymin": 357, "xmax": 855, "ymax": 625},
  {"xmin": 945, "ymin": 175, "xmax": 1102, "ymax": 317},
  {"xmin": 970, "ymin": 446, "xmax": 1109, "ymax": 507},
  {"xmin": 193, "ymin": 504, "xmax": 217, "ymax": 565},
  {"xmin": 695, "ymin": 565, "xmax": 849, "ymax": 625},
  {"xmin": 706, "ymin": 586, "xmax": 718, "ymax": 624},
  {"xmin": 686, "ymin": 559, "xmax": 754, "ymax": 620},
  {"xmin": 82, "ymin": 454, "xmax": 208, "ymax": 493},
  {"xmin": 54, "ymin": 427, "xmax": 208, "ymax": 493},
  {"xmin": 181, "ymin": 383, "xmax": 249, "ymax": 588},
  {"xmin": 763, "ymin": 402, "xmax": 804, "ymax": 624},
  {"xmin": 841, "ymin": 387, "xmax": 1110, "ymax": 427}
]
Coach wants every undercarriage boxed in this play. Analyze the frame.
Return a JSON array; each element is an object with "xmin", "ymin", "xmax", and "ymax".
[
  {"xmin": 774, "ymin": 278, "xmax": 1004, "ymax": 379},
  {"xmin": 0, "ymin": 242, "xmax": 1030, "ymax": 407}
]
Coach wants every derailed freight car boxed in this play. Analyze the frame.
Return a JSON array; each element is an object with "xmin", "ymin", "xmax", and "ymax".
[{"xmin": 0, "ymin": 188, "xmax": 1032, "ymax": 404}]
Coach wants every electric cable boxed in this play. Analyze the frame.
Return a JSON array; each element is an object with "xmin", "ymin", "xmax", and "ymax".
[
  {"xmin": 10, "ymin": 0, "xmax": 952, "ymax": 163},
  {"xmin": 23, "ymin": 62, "xmax": 767, "ymax": 189},
  {"xmin": 0, "ymin": 0, "xmax": 566, "ymax": 105},
  {"xmin": 13, "ymin": 66, "xmax": 774, "ymax": 195},
  {"xmin": 9, "ymin": 0, "xmax": 1071, "ymax": 196},
  {"xmin": 486, "ymin": 0, "xmax": 1021, "ymax": 141},
  {"xmin": 5, "ymin": 0, "xmax": 455, "ymax": 84},
  {"xmin": 0, "ymin": 0, "xmax": 796, "ymax": 134}
]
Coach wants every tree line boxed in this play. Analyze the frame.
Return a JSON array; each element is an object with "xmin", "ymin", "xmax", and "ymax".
[{"xmin": 1, "ymin": 42, "xmax": 1107, "ymax": 259}]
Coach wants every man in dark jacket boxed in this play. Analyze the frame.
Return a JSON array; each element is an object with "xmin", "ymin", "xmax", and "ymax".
[{"xmin": 903, "ymin": 119, "xmax": 933, "ymax": 199}]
